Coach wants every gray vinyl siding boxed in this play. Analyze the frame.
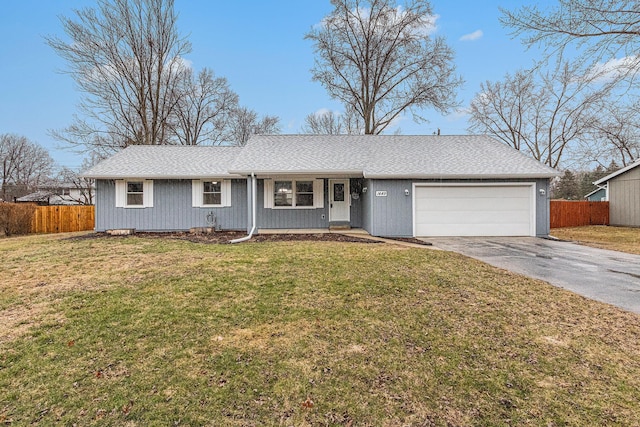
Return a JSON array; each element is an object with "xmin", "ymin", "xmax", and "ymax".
[
  {"xmin": 254, "ymin": 178, "xmax": 363, "ymax": 229},
  {"xmin": 95, "ymin": 179, "xmax": 247, "ymax": 231},
  {"xmin": 366, "ymin": 179, "xmax": 552, "ymax": 237},
  {"xmin": 367, "ymin": 180, "xmax": 414, "ymax": 237},
  {"xmin": 361, "ymin": 179, "xmax": 373, "ymax": 234},
  {"xmin": 257, "ymin": 179, "xmax": 328, "ymax": 229},
  {"xmin": 609, "ymin": 167, "xmax": 640, "ymax": 227},
  {"xmin": 535, "ymin": 179, "xmax": 551, "ymax": 237}
]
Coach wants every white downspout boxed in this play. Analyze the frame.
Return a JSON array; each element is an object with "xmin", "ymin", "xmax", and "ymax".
[{"xmin": 230, "ymin": 173, "xmax": 257, "ymax": 243}]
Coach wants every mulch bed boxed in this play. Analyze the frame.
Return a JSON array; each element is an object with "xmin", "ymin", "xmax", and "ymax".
[{"xmin": 68, "ymin": 231, "xmax": 381, "ymax": 244}]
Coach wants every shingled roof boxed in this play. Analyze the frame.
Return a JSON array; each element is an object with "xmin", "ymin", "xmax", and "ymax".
[
  {"xmin": 230, "ymin": 135, "xmax": 558, "ymax": 179},
  {"xmin": 83, "ymin": 135, "xmax": 558, "ymax": 179},
  {"xmin": 83, "ymin": 145, "xmax": 242, "ymax": 179}
]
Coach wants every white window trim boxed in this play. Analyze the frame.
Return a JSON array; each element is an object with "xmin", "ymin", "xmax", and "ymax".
[
  {"xmin": 115, "ymin": 179, "xmax": 154, "ymax": 208},
  {"xmin": 192, "ymin": 179, "xmax": 232, "ymax": 208},
  {"xmin": 264, "ymin": 178, "xmax": 324, "ymax": 209}
]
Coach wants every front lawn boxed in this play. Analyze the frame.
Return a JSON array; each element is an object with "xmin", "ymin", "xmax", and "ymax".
[
  {"xmin": 1, "ymin": 233, "xmax": 640, "ymax": 426},
  {"xmin": 551, "ymin": 225, "xmax": 640, "ymax": 255}
]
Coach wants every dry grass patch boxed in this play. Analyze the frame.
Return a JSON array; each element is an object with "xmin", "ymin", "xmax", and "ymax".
[
  {"xmin": 1, "ymin": 233, "xmax": 640, "ymax": 425},
  {"xmin": 552, "ymin": 225, "xmax": 640, "ymax": 254}
]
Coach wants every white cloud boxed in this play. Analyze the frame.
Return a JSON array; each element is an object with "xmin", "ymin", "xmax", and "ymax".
[
  {"xmin": 460, "ymin": 30, "xmax": 483, "ymax": 42},
  {"xmin": 586, "ymin": 56, "xmax": 639, "ymax": 84},
  {"xmin": 314, "ymin": 7, "xmax": 439, "ymax": 36},
  {"xmin": 313, "ymin": 108, "xmax": 333, "ymax": 117}
]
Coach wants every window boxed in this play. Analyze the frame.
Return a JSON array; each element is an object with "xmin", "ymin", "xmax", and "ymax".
[
  {"xmin": 127, "ymin": 181, "xmax": 144, "ymax": 206},
  {"xmin": 115, "ymin": 180, "xmax": 153, "ymax": 208},
  {"xmin": 203, "ymin": 181, "xmax": 222, "ymax": 205},
  {"xmin": 296, "ymin": 181, "xmax": 314, "ymax": 206},
  {"xmin": 264, "ymin": 179, "xmax": 324, "ymax": 209},
  {"xmin": 192, "ymin": 179, "xmax": 231, "ymax": 207}
]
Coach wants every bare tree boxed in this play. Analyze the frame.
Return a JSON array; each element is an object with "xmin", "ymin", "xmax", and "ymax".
[
  {"xmin": 306, "ymin": 0, "xmax": 462, "ymax": 135},
  {"xmin": 574, "ymin": 100, "xmax": 640, "ymax": 167},
  {"xmin": 227, "ymin": 107, "xmax": 281, "ymax": 146},
  {"xmin": 468, "ymin": 62, "xmax": 609, "ymax": 169},
  {"xmin": 501, "ymin": 0, "xmax": 640, "ymax": 83},
  {"xmin": 1, "ymin": 134, "xmax": 54, "ymax": 200},
  {"xmin": 302, "ymin": 107, "xmax": 363, "ymax": 134},
  {"xmin": 47, "ymin": 0, "xmax": 191, "ymax": 152},
  {"xmin": 57, "ymin": 154, "xmax": 101, "ymax": 205},
  {"xmin": 172, "ymin": 68, "xmax": 239, "ymax": 145}
]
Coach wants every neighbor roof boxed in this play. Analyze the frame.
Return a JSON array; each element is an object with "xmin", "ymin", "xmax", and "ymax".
[
  {"xmin": 229, "ymin": 134, "xmax": 559, "ymax": 179},
  {"xmin": 82, "ymin": 145, "xmax": 242, "ymax": 179},
  {"xmin": 593, "ymin": 159, "xmax": 640, "ymax": 185}
]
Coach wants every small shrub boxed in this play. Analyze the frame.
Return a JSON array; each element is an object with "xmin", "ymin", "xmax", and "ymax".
[{"xmin": 0, "ymin": 203, "xmax": 36, "ymax": 236}]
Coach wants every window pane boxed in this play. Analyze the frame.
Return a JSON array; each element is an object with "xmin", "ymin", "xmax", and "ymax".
[
  {"xmin": 203, "ymin": 181, "xmax": 221, "ymax": 193},
  {"xmin": 274, "ymin": 181, "xmax": 293, "ymax": 206},
  {"xmin": 127, "ymin": 181, "xmax": 143, "ymax": 193},
  {"xmin": 333, "ymin": 183, "xmax": 345, "ymax": 202},
  {"xmin": 204, "ymin": 193, "xmax": 221, "ymax": 205},
  {"xmin": 297, "ymin": 194, "xmax": 313, "ymax": 206},
  {"xmin": 296, "ymin": 181, "xmax": 313, "ymax": 193},
  {"xmin": 127, "ymin": 193, "xmax": 143, "ymax": 205}
]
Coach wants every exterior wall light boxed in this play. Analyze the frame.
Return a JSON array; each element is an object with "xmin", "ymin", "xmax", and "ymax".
[
  {"xmin": 539, "ymin": 188, "xmax": 546, "ymax": 196},
  {"xmin": 404, "ymin": 189, "xmax": 410, "ymax": 196}
]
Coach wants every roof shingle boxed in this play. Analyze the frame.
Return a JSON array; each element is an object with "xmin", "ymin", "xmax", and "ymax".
[{"xmin": 83, "ymin": 135, "xmax": 559, "ymax": 179}]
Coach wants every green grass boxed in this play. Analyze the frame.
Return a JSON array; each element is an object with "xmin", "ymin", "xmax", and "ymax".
[
  {"xmin": 1, "ymin": 233, "xmax": 640, "ymax": 426},
  {"xmin": 551, "ymin": 225, "xmax": 640, "ymax": 255}
]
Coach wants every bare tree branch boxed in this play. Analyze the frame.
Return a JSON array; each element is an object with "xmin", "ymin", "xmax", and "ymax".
[
  {"xmin": 46, "ymin": 0, "xmax": 191, "ymax": 152},
  {"xmin": 0, "ymin": 134, "xmax": 54, "ymax": 200},
  {"xmin": 227, "ymin": 107, "xmax": 281, "ymax": 146},
  {"xmin": 306, "ymin": 0, "xmax": 462, "ymax": 134},
  {"xmin": 468, "ymin": 62, "xmax": 610, "ymax": 169}
]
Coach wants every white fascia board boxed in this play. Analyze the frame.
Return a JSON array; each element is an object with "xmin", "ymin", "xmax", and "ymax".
[
  {"xmin": 594, "ymin": 160, "xmax": 640, "ymax": 185},
  {"xmin": 82, "ymin": 173, "xmax": 243, "ymax": 179},
  {"xmin": 229, "ymin": 169, "xmax": 364, "ymax": 178},
  {"xmin": 363, "ymin": 172, "xmax": 559, "ymax": 180}
]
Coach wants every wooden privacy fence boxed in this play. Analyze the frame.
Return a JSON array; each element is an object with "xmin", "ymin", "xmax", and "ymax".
[
  {"xmin": 550, "ymin": 200, "xmax": 609, "ymax": 228},
  {"xmin": 31, "ymin": 205, "xmax": 95, "ymax": 233}
]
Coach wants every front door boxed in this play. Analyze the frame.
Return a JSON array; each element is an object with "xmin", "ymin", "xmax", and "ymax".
[{"xmin": 329, "ymin": 179, "xmax": 350, "ymax": 222}]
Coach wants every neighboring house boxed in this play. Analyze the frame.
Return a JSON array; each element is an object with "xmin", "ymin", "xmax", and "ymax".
[
  {"xmin": 585, "ymin": 187, "xmax": 607, "ymax": 202},
  {"xmin": 593, "ymin": 159, "xmax": 640, "ymax": 227},
  {"xmin": 83, "ymin": 135, "xmax": 559, "ymax": 237},
  {"xmin": 15, "ymin": 183, "xmax": 94, "ymax": 205}
]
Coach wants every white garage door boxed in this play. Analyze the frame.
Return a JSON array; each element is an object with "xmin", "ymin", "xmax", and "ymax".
[{"xmin": 414, "ymin": 184, "xmax": 535, "ymax": 237}]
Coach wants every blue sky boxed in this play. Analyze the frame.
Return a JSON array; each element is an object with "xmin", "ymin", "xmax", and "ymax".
[{"xmin": 0, "ymin": 0, "xmax": 553, "ymax": 170}]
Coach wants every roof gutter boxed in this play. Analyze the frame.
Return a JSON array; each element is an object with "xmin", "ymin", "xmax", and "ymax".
[
  {"xmin": 230, "ymin": 173, "xmax": 257, "ymax": 244},
  {"xmin": 363, "ymin": 173, "xmax": 559, "ymax": 179}
]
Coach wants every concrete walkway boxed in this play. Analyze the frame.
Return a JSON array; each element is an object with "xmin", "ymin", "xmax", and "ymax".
[{"xmin": 426, "ymin": 237, "xmax": 640, "ymax": 314}]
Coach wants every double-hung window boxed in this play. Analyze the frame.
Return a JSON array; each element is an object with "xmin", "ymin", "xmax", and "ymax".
[
  {"xmin": 265, "ymin": 179, "xmax": 323, "ymax": 209},
  {"xmin": 115, "ymin": 180, "xmax": 154, "ymax": 208},
  {"xmin": 126, "ymin": 181, "xmax": 144, "ymax": 206},
  {"xmin": 203, "ymin": 181, "xmax": 222, "ymax": 205},
  {"xmin": 192, "ymin": 179, "xmax": 231, "ymax": 207}
]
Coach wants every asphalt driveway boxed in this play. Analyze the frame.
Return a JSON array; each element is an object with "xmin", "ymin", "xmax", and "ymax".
[{"xmin": 426, "ymin": 237, "xmax": 640, "ymax": 314}]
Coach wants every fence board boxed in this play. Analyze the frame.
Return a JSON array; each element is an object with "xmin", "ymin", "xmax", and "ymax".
[
  {"xmin": 550, "ymin": 200, "xmax": 609, "ymax": 228},
  {"xmin": 31, "ymin": 205, "xmax": 95, "ymax": 233}
]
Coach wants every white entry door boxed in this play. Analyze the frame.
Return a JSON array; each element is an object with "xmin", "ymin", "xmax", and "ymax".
[{"xmin": 329, "ymin": 179, "xmax": 350, "ymax": 222}]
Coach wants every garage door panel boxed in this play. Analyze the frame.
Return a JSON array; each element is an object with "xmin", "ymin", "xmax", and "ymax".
[
  {"xmin": 416, "ymin": 222, "xmax": 532, "ymax": 237},
  {"xmin": 414, "ymin": 185, "xmax": 534, "ymax": 237},
  {"xmin": 416, "ymin": 186, "xmax": 528, "ymax": 199},
  {"xmin": 417, "ymin": 210, "xmax": 530, "ymax": 225},
  {"xmin": 416, "ymin": 197, "xmax": 530, "ymax": 212}
]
